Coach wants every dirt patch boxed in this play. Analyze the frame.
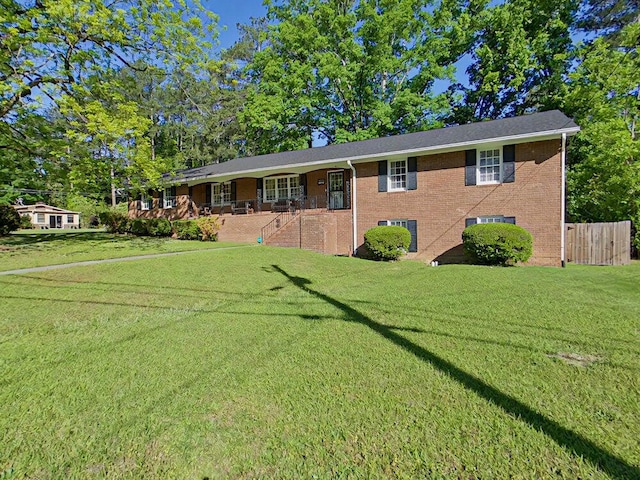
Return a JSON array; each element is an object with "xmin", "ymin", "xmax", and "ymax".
[
  {"xmin": 0, "ymin": 245, "xmax": 12, "ymax": 252},
  {"xmin": 547, "ymin": 352, "xmax": 601, "ymax": 367}
]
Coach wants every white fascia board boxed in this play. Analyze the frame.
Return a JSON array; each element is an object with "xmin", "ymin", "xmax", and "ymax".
[{"xmin": 179, "ymin": 127, "xmax": 580, "ymax": 186}]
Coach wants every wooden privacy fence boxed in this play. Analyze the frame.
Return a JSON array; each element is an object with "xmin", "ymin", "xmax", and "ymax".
[{"xmin": 565, "ymin": 221, "xmax": 631, "ymax": 265}]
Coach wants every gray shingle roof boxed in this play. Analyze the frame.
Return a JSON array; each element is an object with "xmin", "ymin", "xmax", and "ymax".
[{"xmin": 169, "ymin": 110, "xmax": 578, "ymax": 184}]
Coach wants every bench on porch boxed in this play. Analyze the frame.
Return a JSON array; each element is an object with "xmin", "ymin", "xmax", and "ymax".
[
  {"xmin": 231, "ymin": 201, "xmax": 253, "ymax": 215},
  {"xmin": 271, "ymin": 199, "xmax": 295, "ymax": 213}
]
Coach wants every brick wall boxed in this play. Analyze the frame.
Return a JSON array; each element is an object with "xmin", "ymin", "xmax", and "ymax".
[{"xmin": 355, "ymin": 139, "xmax": 563, "ymax": 266}]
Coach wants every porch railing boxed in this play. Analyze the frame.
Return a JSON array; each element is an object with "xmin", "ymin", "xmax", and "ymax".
[{"xmin": 196, "ymin": 195, "xmax": 332, "ymax": 216}]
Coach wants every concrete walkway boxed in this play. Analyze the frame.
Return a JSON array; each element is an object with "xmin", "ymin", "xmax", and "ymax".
[{"xmin": 0, "ymin": 245, "xmax": 255, "ymax": 276}]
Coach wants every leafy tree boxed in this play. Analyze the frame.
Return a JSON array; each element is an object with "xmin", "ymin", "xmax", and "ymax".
[
  {"xmin": 578, "ymin": 0, "xmax": 640, "ymax": 40},
  {"xmin": 0, "ymin": 0, "xmax": 217, "ymax": 203},
  {"xmin": 243, "ymin": 0, "xmax": 477, "ymax": 153},
  {"xmin": 449, "ymin": 0, "xmax": 578, "ymax": 122},
  {"xmin": 565, "ymin": 23, "xmax": 640, "ymax": 247}
]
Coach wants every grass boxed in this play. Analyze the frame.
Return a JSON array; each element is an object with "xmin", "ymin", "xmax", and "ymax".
[
  {"xmin": 0, "ymin": 230, "xmax": 243, "ymax": 272},
  {"xmin": 1, "ymin": 246, "xmax": 639, "ymax": 478}
]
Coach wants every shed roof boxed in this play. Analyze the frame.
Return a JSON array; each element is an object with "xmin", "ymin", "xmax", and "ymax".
[{"xmin": 168, "ymin": 110, "xmax": 579, "ymax": 185}]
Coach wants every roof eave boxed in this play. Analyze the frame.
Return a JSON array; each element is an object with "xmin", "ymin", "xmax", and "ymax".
[{"xmin": 170, "ymin": 126, "xmax": 580, "ymax": 186}]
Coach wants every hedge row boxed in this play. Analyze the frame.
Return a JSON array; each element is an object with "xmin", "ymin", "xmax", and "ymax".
[{"xmin": 99, "ymin": 212, "xmax": 219, "ymax": 241}]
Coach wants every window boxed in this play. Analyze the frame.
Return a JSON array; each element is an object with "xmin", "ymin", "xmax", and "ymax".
[
  {"xmin": 163, "ymin": 187, "xmax": 177, "ymax": 209},
  {"xmin": 211, "ymin": 183, "xmax": 232, "ymax": 206},
  {"xmin": 478, "ymin": 216, "xmax": 505, "ymax": 224},
  {"xmin": 263, "ymin": 175, "xmax": 300, "ymax": 202},
  {"xmin": 141, "ymin": 194, "xmax": 151, "ymax": 210},
  {"xmin": 466, "ymin": 216, "xmax": 515, "ymax": 227},
  {"xmin": 387, "ymin": 219, "xmax": 408, "ymax": 228},
  {"xmin": 67, "ymin": 214, "xmax": 74, "ymax": 223},
  {"xmin": 478, "ymin": 148, "xmax": 501, "ymax": 184},
  {"xmin": 388, "ymin": 160, "xmax": 407, "ymax": 191},
  {"xmin": 36, "ymin": 213, "xmax": 44, "ymax": 223}
]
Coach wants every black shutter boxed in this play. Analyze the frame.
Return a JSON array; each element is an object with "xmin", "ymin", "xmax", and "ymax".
[
  {"xmin": 136, "ymin": 200, "xmax": 141, "ymax": 211},
  {"xmin": 407, "ymin": 157, "xmax": 417, "ymax": 190},
  {"xmin": 504, "ymin": 216, "xmax": 516, "ymax": 224},
  {"xmin": 407, "ymin": 220, "xmax": 418, "ymax": 252},
  {"xmin": 205, "ymin": 184, "xmax": 212, "ymax": 205},
  {"xmin": 231, "ymin": 181, "xmax": 237, "ymax": 201},
  {"xmin": 170, "ymin": 186, "xmax": 177, "ymax": 197},
  {"xmin": 257, "ymin": 178, "xmax": 263, "ymax": 191},
  {"xmin": 465, "ymin": 217, "xmax": 477, "ymax": 228},
  {"xmin": 503, "ymin": 144, "xmax": 515, "ymax": 183},
  {"xmin": 378, "ymin": 220, "xmax": 388, "ymax": 226},
  {"xmin": 158, "ymin": 189, "xmax": 164, "ymax": 208},
  {"xmin": 378, "ymin": 161, "xmax": 387, "ymax": 192},
  {"xmin": 299, "ymin": 173, "xmax": 307, "ymax": 197},
  {"xmin": 188, "ymin": 186, "xmax": 193, "ymax": 213},
  {"xmin": 465, "ymin": 149, "xmax": 477, "ymax": 186}
]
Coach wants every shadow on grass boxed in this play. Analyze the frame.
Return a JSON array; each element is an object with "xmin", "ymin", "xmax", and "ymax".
[
  {"xmin": 2, "ymin": 231, "xmax": 116, "ymax": 246},
  {"xmin": 271, "ymin": 264, "xmax": 639, "ymax": 480}
]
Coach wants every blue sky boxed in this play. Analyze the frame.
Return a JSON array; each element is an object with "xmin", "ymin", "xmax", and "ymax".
[{"xmin": 204, "ymin": 0, "xmax": 268, "ymax": 49}]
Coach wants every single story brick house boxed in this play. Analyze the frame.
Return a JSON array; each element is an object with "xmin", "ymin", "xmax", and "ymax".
[
  {"xmin": 14, "ymin": 203, "xmax": 81, "ymax": 229},
  {"xmin": 129, "ymin": 110, "xmax": 580, "ymax": 266}
]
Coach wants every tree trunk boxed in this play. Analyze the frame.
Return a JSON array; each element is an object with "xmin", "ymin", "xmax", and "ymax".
[{"xmin": 110, "ymin": 166, "xmax": 116, "ymax": 207}]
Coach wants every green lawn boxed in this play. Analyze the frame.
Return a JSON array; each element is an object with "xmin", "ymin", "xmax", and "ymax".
[
  {"xmin": 0, "ymin": 230, "xmax": 243, "ymax": 271},
  {"xmin": 1, "ymin": 246, "xmax": 639, "ymax": 479}
]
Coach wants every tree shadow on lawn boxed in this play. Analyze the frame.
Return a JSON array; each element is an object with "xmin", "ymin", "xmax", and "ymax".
[
  {"xmin": 2, "ymin": 231, "xmax": 117, "ymax": 246},
  {"xmin": 270, "ymin": 264, "xmax": 640, "ymax": 480}
]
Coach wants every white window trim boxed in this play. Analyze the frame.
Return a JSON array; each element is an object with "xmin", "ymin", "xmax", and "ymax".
[
  {"xmin": 388, "ymin": 159, "xmax": 407, "ymax": 192},
  {"xmin": 211, "ymin": 182, "xmax": 232, "ymax": 206},
  {"xmin": 383, "ymin": 219, "xmax": 408, "ymax": 228},
  {"xmin": 36, "ymin": 213, "xmax": 45, "ymax": 223},
  {"xmin": 477, "ymin": 215, "xmax": 506, "ymax": 224},
  {"xmin": 263, "ymin": 174, "xmax": 300, "ymax": 203},
  {"xmin": 141, "ymin": 194, "xmax": 151, "ymax": 211},
  {"xmin": 163, "ymin": 187, "xmax": 177, "ymax": 209},
  {"xmin": 477, "ymin": 146, "xmax": 503, "ymax": 185}
]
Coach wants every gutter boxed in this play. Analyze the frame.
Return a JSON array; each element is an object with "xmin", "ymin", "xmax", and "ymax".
[
  {"xmin": 561, "ymin": 133, "xmax": 567, "ymax": 267},
  {"xmin": 347, "ymin": 160, "xmax": 358, "ymax": 256}
]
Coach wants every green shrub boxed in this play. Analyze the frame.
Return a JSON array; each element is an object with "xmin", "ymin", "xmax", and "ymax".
[
  {"xmin": 172, "ymin": 220, "xmax": 201, "ymax": 240},
  {"xmin": 0, "ymin": 205, "xmax": 20, "ymax": 235},
  {"xmin": 462, "ymin": 223, "xmax": 533, "ymax": 266},
  {"xmin": 196, "ymin": 216, "xmax": 220, "ymax": 241},
  {"xmin": 363, "ymin": 226, "xmax": 411, "ymax": 261},
  {"xmin": 147, "ymin": 218, "xmax": 172, "ymax": 237},
  {"xmin": 129, "ymin": 218, "xmax": 151, "ymax": 236},
  {"xmin": 20, "ymin": 214, "xmax": 33, "ymax": 229},
  {"xmin": 99, "ymin": 211, "xmax": 130, "ymax": 234}
]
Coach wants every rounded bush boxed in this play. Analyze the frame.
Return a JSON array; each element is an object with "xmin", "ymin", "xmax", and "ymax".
[
  {"xmin": 462, "ymin": 223, "xmax": 533, "ymax": 266},
  {"xmin": 0, "ymin": 205, "xmax": 20, "ymax": 235},
  {"xmin": 129, "ymin": 218, "xmax": 150, "ymax": 236},
  {"xmin": 172, "ymin": 220, "xmax": 201, "ymax": 240},
  {"xmin": 147, "ymin": 218, "xmax": 172, "ymax": 237},
  {"xmin": 363, "ymin": 226, "xmax": 411, "ymax": 261},
  {"xmin": 99, "ymin": 211, "xmax": 130, "ymax": 234},
  {"xmin": 196, "ymin": 216, "xmax": 219, "ymax": 241}
]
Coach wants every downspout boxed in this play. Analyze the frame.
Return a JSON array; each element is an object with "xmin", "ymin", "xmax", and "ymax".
[
  {"xmin": 347, "ymin": 160, "xmax": 358, "ymax": 256},
  {"xmin": 561, "ymin": 133, "xmax": 567, "ymax": 268}
]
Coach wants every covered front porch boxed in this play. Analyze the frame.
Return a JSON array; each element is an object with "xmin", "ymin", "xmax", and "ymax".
[{"xmin": 185, "ymin": 168, "xmax": 353, "ymax": 218}]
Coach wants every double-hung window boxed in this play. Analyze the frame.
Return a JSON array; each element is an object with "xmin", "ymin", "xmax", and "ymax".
[
  {"xmin": 163, "ymin": 187, "xmax": 177, "ymax": 209},
  {"xmin": 388, "ymin": 160, "xmax": 407, "ymax": 191},
  {"xmin": 478, "ymin": 148, "xmax": 501, "ymax": 184},
  {"xmin": 67, "ymin": 214, "xmax": 74, "ymax": 223},
  {"xmin": 211, "ymin": 183, "xmax": 231, "ymax": 206},
  {"xmin": 141, "ymin": 194, "xmax": 151, "ymax": 210},
  {"xmin": 36, "ymin": 213, "xmax": 45, "ymax": 223},
  {"xmin": 263, "ymin": 175, "xmax": 300, "ymax": 202}
]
